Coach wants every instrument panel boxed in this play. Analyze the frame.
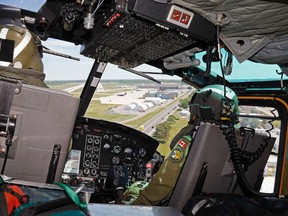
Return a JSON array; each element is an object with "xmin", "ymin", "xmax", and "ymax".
[{"xmin": 63, "ymin": 117, "xmax": 159, "ymax": 190}]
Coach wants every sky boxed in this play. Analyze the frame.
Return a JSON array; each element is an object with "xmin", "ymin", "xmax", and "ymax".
[
  {"xmin": 1, "ymin": 0, "xmax": 284, "ymax": 81},
  {"xmin": 40, "ymin": 38, "xmax": 282, "ymax": 81},
  {"xmin": 1, "ymin": 0, "xmax": 174, "ymax": 81}
]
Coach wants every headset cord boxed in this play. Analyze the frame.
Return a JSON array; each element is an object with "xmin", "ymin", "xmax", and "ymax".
[{"xmin": 221, "ymin": 122, "xmax": 275, "ymax": 197}]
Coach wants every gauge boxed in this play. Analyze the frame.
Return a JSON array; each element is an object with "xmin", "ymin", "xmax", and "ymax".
[
  {"xmin": 139, "ymin": 148, "xmax": 146, "ymax": 157},
  {"xmin": 103, "ymin": 143, "xmax": 110, "ymax": 149},
  {"xmin": 92, "ymin": 161, "xmax": 98, "ymax": 167},
  {"xmin": 112, "ymin": 156, "xmax": 120, "ymax": 165},
  {"xmin": 113, "ymin": 145, "xmax": 121, "ymax": 154},
  {"xmin": 92, "ymin": 154, "xmax": 99, "ymax": 159},
  {"xmin": 124, "ymin": 147, "xmax": 133, "ymax": 154},
  {"xmin": 87, "ymin": 137, "xmax": 93, "ymax": 144},
  {"xmin": 93, "ymin": 146, "xmax": 99, "ymax": 152},
  {"xmin": 86, "ymin": 145, "xmax": 92, "ymax": 151},
  {"xmin": 91, "ymin": 169, "xmax": 97, "ymax": 176},
  {"xmin": 125, "ymin": 164, "xmax": 133, "ymax": 174},
  {"xmin": 84, "ymin": 168, "xmax": 90, "ymax": 175},
  {"xmin": 84, "ymin": 160, "xmax": 90, "ymax": 167},
  {"xmin": 85, "ymin": 153, "xmax": 91, "ymax": 158},
  {"xmin": 136, "ymin": 169, "xmax": 146, "ymax": 180},
  {"xmin": 137, "ymin": 159, "xmax": 145, "ymax": 168},
  {"xmin": 94, "ymin": 138, "xmax": 100, "ymax": 144}
]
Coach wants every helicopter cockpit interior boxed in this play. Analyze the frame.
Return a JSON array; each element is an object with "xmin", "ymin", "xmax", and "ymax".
[{"xmin": 0, "ymin": 0, "xmax": 288, "ymax": 215}]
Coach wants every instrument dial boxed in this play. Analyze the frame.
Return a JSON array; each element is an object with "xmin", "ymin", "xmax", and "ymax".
[
  {"xmin": 86, "ymin": 145, "xmax": 92, "ymax": 151},
  {"xmin": 87, "ymin": 137, "xmax": 93, "ymax": 143},
  {"xmin": 94, "ymin": 138, "xmax": 100, "ymax": 144},
  {"xmin": 113, "ymin": 145, "xmax": 121, "ymax": 154},
  {"xmin": 136, "ymin": 169, "xmax": 146, "ymax": 180},
  {"xmin": 112, "ymin": 156, "xmax": 120, "ymax": 165},
  {"xmin": 139, "ymin": 148, "xmax": 146, "ymax": 157},
  {"xmin": 137, "ymin": 159, "xmax": 145, "ymax": 168}
]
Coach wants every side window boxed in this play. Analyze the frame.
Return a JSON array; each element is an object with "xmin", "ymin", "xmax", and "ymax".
[{"xmin": 238, "ymin": 105, "xmax": 280, "ymax": 193}]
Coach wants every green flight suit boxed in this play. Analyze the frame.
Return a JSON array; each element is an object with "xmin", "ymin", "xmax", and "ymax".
[
  {"xmin": 0, "ymin": 66, "xmax": 47, "ymax": 88},
  {"xmin": 127, "ymin": 125, "xmax": 194, "ymax": 206}
]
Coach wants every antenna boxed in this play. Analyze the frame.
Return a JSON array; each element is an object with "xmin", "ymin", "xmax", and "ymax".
[{"xmin": 118, "ymin": 67, "xmax": 161, "ymax": 84}]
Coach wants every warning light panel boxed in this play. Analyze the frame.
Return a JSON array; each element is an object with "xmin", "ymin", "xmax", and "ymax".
[
  {"xmin": 171, "ymin": 9, "xmax": 181, "ymax": 22},
  {"xmin": 104, "ymin": 12, "xmax": 121, "ymax": 27},
  {"xmin": 167, "ymin": 5, "xmax": 194, "ymax": 29}
]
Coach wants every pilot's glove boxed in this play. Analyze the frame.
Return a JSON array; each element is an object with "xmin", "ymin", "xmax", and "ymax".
[{"xmin": 123, "ymin": 181, "xmax": 149, "ymax": 204}]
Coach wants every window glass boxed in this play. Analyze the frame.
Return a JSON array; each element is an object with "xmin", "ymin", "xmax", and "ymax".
[{"xmin": 195, "ymin": 52, "xmax": 286, "ymax": 83}]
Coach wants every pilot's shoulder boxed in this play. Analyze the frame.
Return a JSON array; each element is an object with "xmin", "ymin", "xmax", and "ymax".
[{"xmin": 169, "ymin": 135, "xmax": 192, "ymax": 163}]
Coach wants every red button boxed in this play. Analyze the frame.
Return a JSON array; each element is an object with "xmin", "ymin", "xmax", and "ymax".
[
  {"xmin": 180, "ymin": 13, "xmax": 191, "ymax": 25},
  {"xmin": 171, "ymin": 9, "xmax": 182, "ymax": 21}
]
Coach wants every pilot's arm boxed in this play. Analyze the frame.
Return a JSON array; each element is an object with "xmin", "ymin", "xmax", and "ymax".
[{"xmin": 130, "ymin": 125, "xmax": 194, "ymax": 205}]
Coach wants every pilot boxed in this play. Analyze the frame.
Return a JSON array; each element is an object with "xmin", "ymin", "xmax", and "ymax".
[
  {"xmin": 124, "ymin": 84, "xmax": 239, "ymax": 205},
  {"xmin": 0, "ymin": 24, "xmax": 47, "ymax": 87}
]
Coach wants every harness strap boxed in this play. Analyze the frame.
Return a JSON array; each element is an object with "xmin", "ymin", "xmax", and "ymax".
[
  {"xmin": 2, "ymin": 186, "xmax": 29, "ymax": 204},
  {"xmin": 54, "ymin": 182, "xmax": 87, "ymax": 210}
]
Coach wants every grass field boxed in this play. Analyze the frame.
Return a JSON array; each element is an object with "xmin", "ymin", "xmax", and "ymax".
[
  {"xmin": 125, "ymin": 107, "xmax": 166, "ymax": 128},
  {"xmin": 85, "ymin": 99, "xmax": 136, "ymax": 122},
  {"xmin": 47, "ymin": 80, "xmax": 190, "ymax": 156},
  {"xmin": 156, "ymin": 116, "xmax": 189, "ymax": 157},
  {"xmin": 46, "ymin": 81, "xmax": 83, "ymax": 90}
]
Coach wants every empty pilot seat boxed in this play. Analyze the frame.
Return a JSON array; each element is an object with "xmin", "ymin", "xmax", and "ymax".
[
  {"xmin": 168, "ymin": 123, "xmax": 275, "ymax": 212},
  {"xmin": 0, "ymin": 82, "xmax": 79, "ymax": 183}
]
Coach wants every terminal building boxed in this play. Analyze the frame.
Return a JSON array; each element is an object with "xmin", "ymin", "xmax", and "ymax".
[
  {"xmin": 144, "ymin": 90, "xmax": 179, "ymax": 99},
  {"xmin": 136, "ymin": 83, "xmax": 183, "ymax": 90}
]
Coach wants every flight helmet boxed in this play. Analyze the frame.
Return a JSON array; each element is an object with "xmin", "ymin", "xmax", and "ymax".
[
  {"xmin": 189, "ymin": 84, "xmax": 239, "ymax": 125},
  {"xmin": 0, "ymin": 25, "xmax": 43, "ymax": 72}
]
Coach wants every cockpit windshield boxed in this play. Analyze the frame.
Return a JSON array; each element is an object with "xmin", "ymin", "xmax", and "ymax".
[
  {"xmin": 195, "ymin": 52, "xmax": 287, "ymax": 83},
  {"xmin": 1, "ymin": 0, "xmax": 45, "ymax": 12}
]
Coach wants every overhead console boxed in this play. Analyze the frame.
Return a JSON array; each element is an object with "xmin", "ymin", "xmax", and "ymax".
[
  {"xmin": 80, "ymin": 0, "xmax": 216, "ymax": 68},
  {"xmin": 63, "ymin": 117, "xmax": 159, "ymax": 193},
  {"xmin": 21, "ymin": 0, "xmax": 216, "ymax": 69}
]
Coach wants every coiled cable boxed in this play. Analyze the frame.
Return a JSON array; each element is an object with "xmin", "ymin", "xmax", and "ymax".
[{"xmin": 221, "ymin": 123, "xmax": 276, "ymax": 197}]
